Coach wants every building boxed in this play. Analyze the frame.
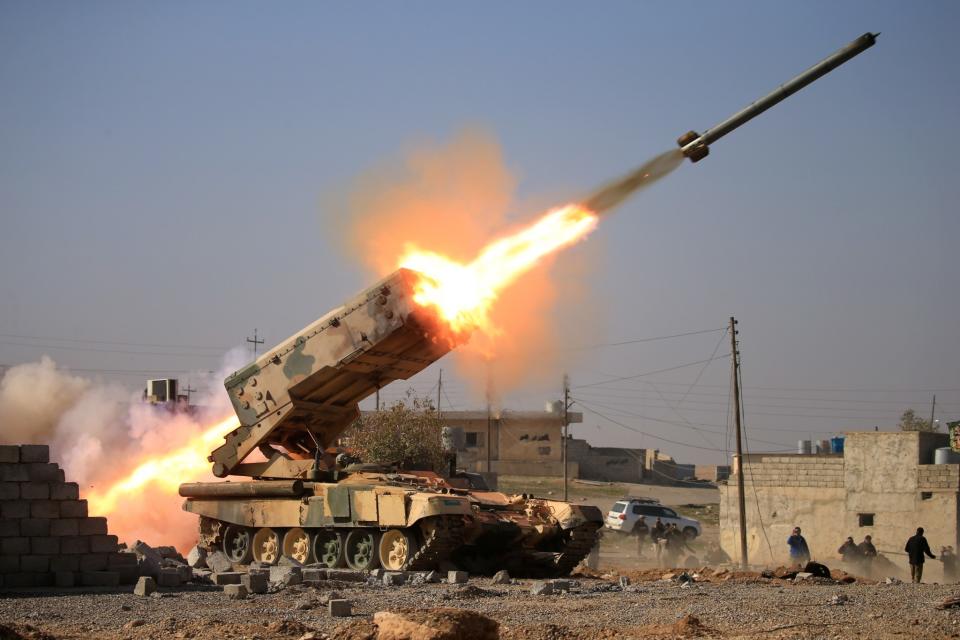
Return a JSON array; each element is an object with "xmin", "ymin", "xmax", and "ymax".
[
  {"xmin": 719, "ymin": 431, "xmax": 957, "ymax": 574},
  {"xmin": 442, "ymin": 409, "xmax": 579, "ymax": 477}
]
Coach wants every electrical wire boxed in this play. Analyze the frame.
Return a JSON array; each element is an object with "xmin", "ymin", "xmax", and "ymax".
[
  {"xmin": 573, "ymin": 354, "xmax": 731, "ymax": 390},
  {"xmin": 562, "ymin": 327, "xmax": 726, "ymax": 351}
]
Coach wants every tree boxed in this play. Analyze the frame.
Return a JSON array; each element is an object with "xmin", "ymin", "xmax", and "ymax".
[
  {"xmin": 345, "ymin": 395, "xmax": 447, "ymax": 472},
  {"xmin": 898, "ymin": 408, "xmax": 937, "ymax": 432}
]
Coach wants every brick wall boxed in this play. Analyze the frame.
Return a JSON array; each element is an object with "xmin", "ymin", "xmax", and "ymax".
[
  {"xmin": 918, "ymin": 464, "xmax": 960, "ymax": 490},
  {"xmin": 0, "ymin": 444, "xmax": 137, "ymax": 588},
  {"xmin": 737, "ymin": 455, "xmax": 844, "ymax": 488}
]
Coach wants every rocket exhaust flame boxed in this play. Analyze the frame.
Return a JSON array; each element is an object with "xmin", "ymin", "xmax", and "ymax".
[{"xmin": 400, "ymin": 150, "xmax": 683, "ymax": 335}]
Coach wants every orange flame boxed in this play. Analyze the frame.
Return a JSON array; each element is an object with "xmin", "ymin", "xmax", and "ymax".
[
  {"xmin": 400, "ymin": 203, "xmax": 598, "ymax": 333},
  {"xmin": 85, "ymin": 415, "xmax": 239, "ymax": 549}
]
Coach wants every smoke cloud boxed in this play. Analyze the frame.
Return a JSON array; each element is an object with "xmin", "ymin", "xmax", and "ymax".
[
  {"xmin": 0, "ymin": 353, "xmax": 246, "ymax": 551},
  {"xmin": 329, "ymin": 129, "xmax": 603, "ymax": 399}
]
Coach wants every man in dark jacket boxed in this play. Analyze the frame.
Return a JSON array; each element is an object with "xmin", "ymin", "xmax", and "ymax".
[
  {"xmin": 787, "ymin": 527, "xmax": 811, "ymax": 566},
  {"xmin": 905, "ymin": 527, "xmax": 936, "ymax": 583},
  {"xmin": 838, "ymin": 537, "xmax": 858, "ymax": 563}
]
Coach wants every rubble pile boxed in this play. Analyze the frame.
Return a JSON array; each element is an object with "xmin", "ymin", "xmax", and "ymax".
[{"xmin": 0, "ymin": 444, "xmax": 137, "ymax": 588}]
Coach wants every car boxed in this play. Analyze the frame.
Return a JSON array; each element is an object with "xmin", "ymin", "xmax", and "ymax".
[{"xmin": 604, "ymin": 498, "xmax": 702, "ymax": 539}]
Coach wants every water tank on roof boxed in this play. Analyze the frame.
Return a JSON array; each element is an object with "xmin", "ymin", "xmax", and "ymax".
[
  {"xmin": 818, "ymin": 439, "xmax": 831, "ymax": 454},
  {"xmin": 934, "ymin": 447, "xmax": 960, "ymax": 465},
  {"xmin": 830, "ymin": 437, "xmax": 845, "ymax": 454},
  {"xmin": 798, "ymin": 440, "xmax": 812, "ymax": 455}
]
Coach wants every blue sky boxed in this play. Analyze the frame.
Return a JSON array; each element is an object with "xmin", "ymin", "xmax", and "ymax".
[{"xmin": 1, "ymin": 1, "xmax": 958, "ymax": 463}]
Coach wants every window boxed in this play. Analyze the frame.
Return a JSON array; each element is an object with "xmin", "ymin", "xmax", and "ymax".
[
  {"xmin": 858, "ymin": 513, "xmax": 874, "ymax": 527},
  {"xmin": 465, "ymin": 432, "xmax": 479, "ymax": 448},
  {"xmin": 638, "ymin": 506, "xmax": 660, "ymax": 517},
  {"xmin": 632, "ymin": 504, "xmax": 643, "ymax": 515},
  {"xmin": 537, "ymin": 446, "xmax": 551, "ymax": 456},
  {"xmin": 662, "ymin": 508, "xmax": 678, "ymax": 518},
  {"xmin": 921, "ymin": 492, "xmax": 933, "ymax": 500},
  {"xmin": 611, "ymin": 502, "xmax": 627, "ymax": 513}
]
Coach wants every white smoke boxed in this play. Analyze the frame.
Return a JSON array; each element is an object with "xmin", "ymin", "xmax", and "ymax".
[{"xmin": 0, "ymin": 350, "xmax": 248, "ymax": 548}]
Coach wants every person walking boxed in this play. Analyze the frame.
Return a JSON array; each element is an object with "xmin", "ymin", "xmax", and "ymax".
[
  {"xmin": 634, "ymin": 516, "xmax": 648, "ymax": 558},
  {"xmin": 651, "ymin": 518, "xmax": 666, "ymax": 566},
  {"xmin": 904, "ymin": 527, "xmax": 936, "ymax": 583},
  {"xmin": 787, "ymin": 526, "xmax": 811, "ymax": 566}
]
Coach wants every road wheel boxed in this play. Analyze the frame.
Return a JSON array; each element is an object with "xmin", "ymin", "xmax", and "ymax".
[
  {"xmin": 252, "ymin": 527, "xmax": 282, "ymax": 564},
  {"xmin": 282, "ymin": 527, "xmax": 312, "ymax": 564},
  {"xmin": 221, "ymin": 525, "xmax": 252, "ymax": 564},
  {"xmin": 683, "ymin": 527, "xmax": 698, "ymax": 540},
  {"xmin": 379, "ymin": 528, "xmax": 418, "ymax": 571},
  {"xmin": 313, "ymin": 530, "xmax": 346, "ymax": 568},
  {"xmin": 344, "ymin": 529, "xmax": 380, "ymax": 571}
]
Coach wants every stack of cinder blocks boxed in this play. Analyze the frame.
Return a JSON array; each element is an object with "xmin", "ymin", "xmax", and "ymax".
[{"xmin": 0, "ymin": 444, "xmax": 138, "ymax": 588}]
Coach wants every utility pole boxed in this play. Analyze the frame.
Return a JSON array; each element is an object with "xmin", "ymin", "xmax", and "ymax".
[
  {"xmin": 730, "ymin": 317, "xmax": 748, "ymax": 569},
  {"xmin": 437, "ymin": 369, "xmax": 443, "ymax": 418},
  {"xmin": 563, "ymin": 373, "xmax": 570, "ymax": 502},
  {"xmin": 486, "ymin": 366, "xmax": 492, "ymax": 473},
  {"xmin": 930, "ymin": 394, "xmax": 937, "ymax": 431},
  {"xmin": 182, "ymin": 382, "xmax": 197, "ymax": 403},
  {"xmin": 246, "ymin": 329, "xmax": 264, "ymax": 359}
]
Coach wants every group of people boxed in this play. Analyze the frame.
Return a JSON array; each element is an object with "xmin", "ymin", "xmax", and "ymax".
[
  {"xmin": 837, "ymin": 534, "xmax": 878, "ymax": 572},
  {"xmin": 787, "ymin": 525, "xmax": 944, "ymax": 583},
  {"xmin": 634, "ymin": 516, "xmax": 693, "ymax": 567}
]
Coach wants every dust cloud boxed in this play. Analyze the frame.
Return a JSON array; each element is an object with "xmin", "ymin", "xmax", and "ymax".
[{"xmin": 0, "ymin": 354, "xmax": 245, "ymax": 551}]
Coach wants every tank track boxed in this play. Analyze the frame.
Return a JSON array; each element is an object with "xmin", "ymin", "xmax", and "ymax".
[
  {"xmin": 548, "ymin": 522, "xmax": 601, "ymax": 577},
  {"xmin": 406, "ymin": 515, "xmax": 465, "ymax": 571}
]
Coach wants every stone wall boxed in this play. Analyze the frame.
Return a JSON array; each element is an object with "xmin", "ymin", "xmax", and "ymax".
[
  {"xmin": 739, "ymin": 454, "xmax": 844, "ymax": 488},
  {"xmin": 918, "ymin": 464, "xmax": 960, "ymax": 490},
  {"xmin": 0, "ymin": 444, "xmax": 137, "ymax": 588}
]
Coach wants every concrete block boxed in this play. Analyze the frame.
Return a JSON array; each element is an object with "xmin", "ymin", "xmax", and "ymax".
[
  {"xmin": 60, "ymin": 536, "xmax": 90, "ymax": 555},
  {"xmin": 0, "ymin": 445, "xmax": 20, "ymax": 463},
  {"xmin": 325, "ymin": 568, "xmax": 367, "ymax": 582},
  {"xmin": 30, "ymin": 536, "xmax": 59, "ymax": 555},
  {"xmin": 79, "ymin": 554, "xmax": 108, "ymax": 572},
  {"xmin": 1, "ymin": 537, "xmax": 29, "ymax": 555},
  {"xmin": 49, "ymin": 482, "xmax": 79, "ymax": 501},
  {"xmin": 30, "ymin": 500, "xmax": 60, "ymax": 519},
  {"xmin": 27, "ymin": 463, "xmax": 62, "ymax": 483},
  {"xmin": 54, "ymin": 571, "xmax": 75, "ymax": 588},
  {"xmin": 447, "ymin": 570, "xmax": 468, "ymax": 584},
  {"xmin": 1, "ymin": 500, "xmax": 30, "ymax": 519},
  {"xmin": 19, "ymin": 518, "xmax": 50, "ymax": 537},
  {"xmin": 551, "ymin": 579, "xmax": 572, "ymax": 592},
  {"xmin": 0, "ymin": 519, "xmax": 18, "ymax": 537},
  {"xmin": 211, "ymin": 571, "xmax": 243, "ymax": 585},
  {"xmin": 206, "ymin": 550, "xmax": 233, "ymax": 574},
  {"xmin": 302, "ymin": 567, "xmax": 326, "ymax": 583},
  {"xmin": 49, "ymin": 556, "xmax": 79, "ymax": 572},
  {"xmin": 224, "ymin": 584, "xmax": 248, "ymax": 599},
  {"xmin": 0, "ymin": 482, "xmax": 20, "ymax": 500},
  {"xmin": 329, "ymin": 599, "xmax": 352, "ymax": 617},
  {"xmin": 0, "ymin": 464, "xmax": 29, "ymax": 482},
  {"xmin": 270, "ymin": 565, "xmax": 302, "ymax": 586},
  {"xmin": 19, "ymin": 445, "xmax": 49, "ymax": 463},
  {"xmin": 186, "ymin": 545, "xmax": 207, "ymax": 568},
  {"xmin": 4, "ymin": 572, "xmax": 49, "ymax": 588},
  {"xmin": 80, "ymin": 571, "xmax": 120, "ymax": 587},
  {"xmin": 176, "ymin": 564, "xmax": 192, "ymax": 582},
  {"xmin": 157, "ymin": 568, "xmax": 181, "ymax": 587},
  {"xmin": 79, "ymin": 517, "xmax": 108, "ymax": 536},
  {"xmin": 20, "ymin": 555, "xmax": 50, "ymax": 572},
  {"xmin": 241, "ymin": 571, "xmax": 268, "ymax": 594},
  {"xmin": 109, "ymin": 551, "xmax": 139, "ymax": 569},
  {"xmin": 491, "ymin": 570, "xmax": 511, "ymax": 584},
  {"xmin": 19, "ymin": 482, "xmax": 49, "ymax": 500},
  {"xmin": 59, "ymin": 500, "xmax": 87, "ymax": 518},
  {"xmin": 50, "ymin": 518, "xmax": 80, "ymax": 537},
  {"xmin": 530, "ymin": 580, "xmax": 553, "ymax": 595},
  {"xmin": 383, "ymin": 571, "xmax": 406, "ymax": 586},
  {"xmin": 90, "ymin": 534, "xmax": 118, "ymax": 553},
  {"xmin": 134, "ymin": 576, "xmax": 156, "ymax": 596}
]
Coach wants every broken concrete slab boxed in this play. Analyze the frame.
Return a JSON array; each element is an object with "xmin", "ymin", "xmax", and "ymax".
[
  {"xmin": 157, "ymin": 567, "xmax": 181, "ymax": 588},
  {"xmin": 530, "ymin": 580, "xmax": 553, "ymax": 596},
  {"xmin": 447, "ymin": 570, "xmax": 468, "ymax": 584},
  {"xmin": 134, "ymin": 576, "xmax": 156, "ymax": 597},
  {"xmin": 491, "ymin": 570, "xmax": 511, "ymax": 584},
  {"xmin": 186, "ymin": 545, "xmax": 207, "ymax": 569},
  {"xmin": 206, "ymin": 550, "xmax": 233, "ymax": 574},
  {"xmin": 211, "ymin": 572, "xmax": 243, "ymax": 585},
  {"xmin": 224, "ymin": 584, "xmax": 248, "ymax": 600},
  {"xmin": 242, "ymin": 571, "xmax": 268, "ymax": 594},
  {"xmin": 383, "ymin": 572, "xmax": 406, "ymax": 586},
  {"xmin": 269, "ymin": 565, "xmax": 302, "ymax": 586}
]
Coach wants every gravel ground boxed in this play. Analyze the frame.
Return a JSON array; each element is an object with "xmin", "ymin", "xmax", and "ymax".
[{"xmin": 2, "ymin": 572, "xmax": 959, "ymax": 640}]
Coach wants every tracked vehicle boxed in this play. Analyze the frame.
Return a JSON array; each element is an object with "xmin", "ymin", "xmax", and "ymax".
[{"xmin": 180, "ymin": 269, "xmax": 602, "ymax": 575}]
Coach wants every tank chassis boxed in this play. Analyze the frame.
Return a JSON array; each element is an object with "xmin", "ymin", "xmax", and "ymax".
[{"xmin": 180, "ymin": 268, "xmax": 602, "ymax": 574}]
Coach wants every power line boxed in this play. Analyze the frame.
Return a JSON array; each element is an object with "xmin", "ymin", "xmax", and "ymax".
[
  {"xmin": 0, "ymin": 341, "xmax": 223, "ymax": 358},
  {"xmin": 563, "ymin": 327, "xmax": 726, "ymax": 351},
  {"xmin": 573, "ymin": 354, "xmax": 732, "ymax": 390}
]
